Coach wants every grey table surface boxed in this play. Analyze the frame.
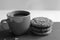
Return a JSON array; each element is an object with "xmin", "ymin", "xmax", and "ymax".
[{"xmin": 0, "ymin": 22, "xmax": 60, "ymax": 40}]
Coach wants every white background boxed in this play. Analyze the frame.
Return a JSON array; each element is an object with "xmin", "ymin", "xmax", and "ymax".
[
  {"xmin": 0, "ymin": 0, "xmax": 60, "ymax": 10},
  {"xmin": 0, "ymin": 10, "xmax": 60, "ymax": 22}
]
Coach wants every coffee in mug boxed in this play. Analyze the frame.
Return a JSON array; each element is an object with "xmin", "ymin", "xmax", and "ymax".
[{"xmin": 1, "ymin": 10, "xmax": 30, "ymax": 35}]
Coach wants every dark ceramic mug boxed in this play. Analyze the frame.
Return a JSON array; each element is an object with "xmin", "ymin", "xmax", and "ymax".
[{"xmin": 1, "ymin": 10, "xmax": 30, "ymax": 35}]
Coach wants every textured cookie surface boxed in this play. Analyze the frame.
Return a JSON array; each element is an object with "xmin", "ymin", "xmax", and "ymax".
[
  {"xmin": 31, "ymin": 17, "xmax": 53, "ymax": 27},
  {"xmin": 30, "ymin": 17, "xmax": 53, "ymax": 35}
]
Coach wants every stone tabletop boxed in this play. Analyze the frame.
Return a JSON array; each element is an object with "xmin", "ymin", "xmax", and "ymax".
[{"xmin": 0, "ymin": 22, "xmax": 60, "ymax": 40}]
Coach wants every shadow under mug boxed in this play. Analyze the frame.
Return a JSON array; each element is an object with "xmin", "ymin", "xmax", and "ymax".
[{"xmin": 1, "ymin": 10, "xmax": 30, "ymax": 35}]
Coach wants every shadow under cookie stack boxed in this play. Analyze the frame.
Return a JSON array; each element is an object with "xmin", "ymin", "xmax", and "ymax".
[{"xmin": 30, "ymin": 17, "xmax": 53, "ymax": 36}]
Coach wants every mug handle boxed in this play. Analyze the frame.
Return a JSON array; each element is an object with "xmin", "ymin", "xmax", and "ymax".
[{"xmin": 1, "ymin": 19, "xmax": 11, "ymax": 32}]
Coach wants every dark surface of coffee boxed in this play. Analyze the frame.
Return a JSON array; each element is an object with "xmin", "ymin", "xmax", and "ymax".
[{"xmin": 14, "ymin": 11, "xmax": 30, "ymax": 16}]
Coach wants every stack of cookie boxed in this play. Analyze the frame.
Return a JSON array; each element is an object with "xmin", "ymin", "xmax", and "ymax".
[{"xmin": 30, "ymin": 17, "xmax": 53, "ymax": 35}]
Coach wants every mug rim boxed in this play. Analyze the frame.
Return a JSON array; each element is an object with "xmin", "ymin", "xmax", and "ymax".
[{"xmin": 7, "ymin": 10, "xmax": 30, "ymax": 17}]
